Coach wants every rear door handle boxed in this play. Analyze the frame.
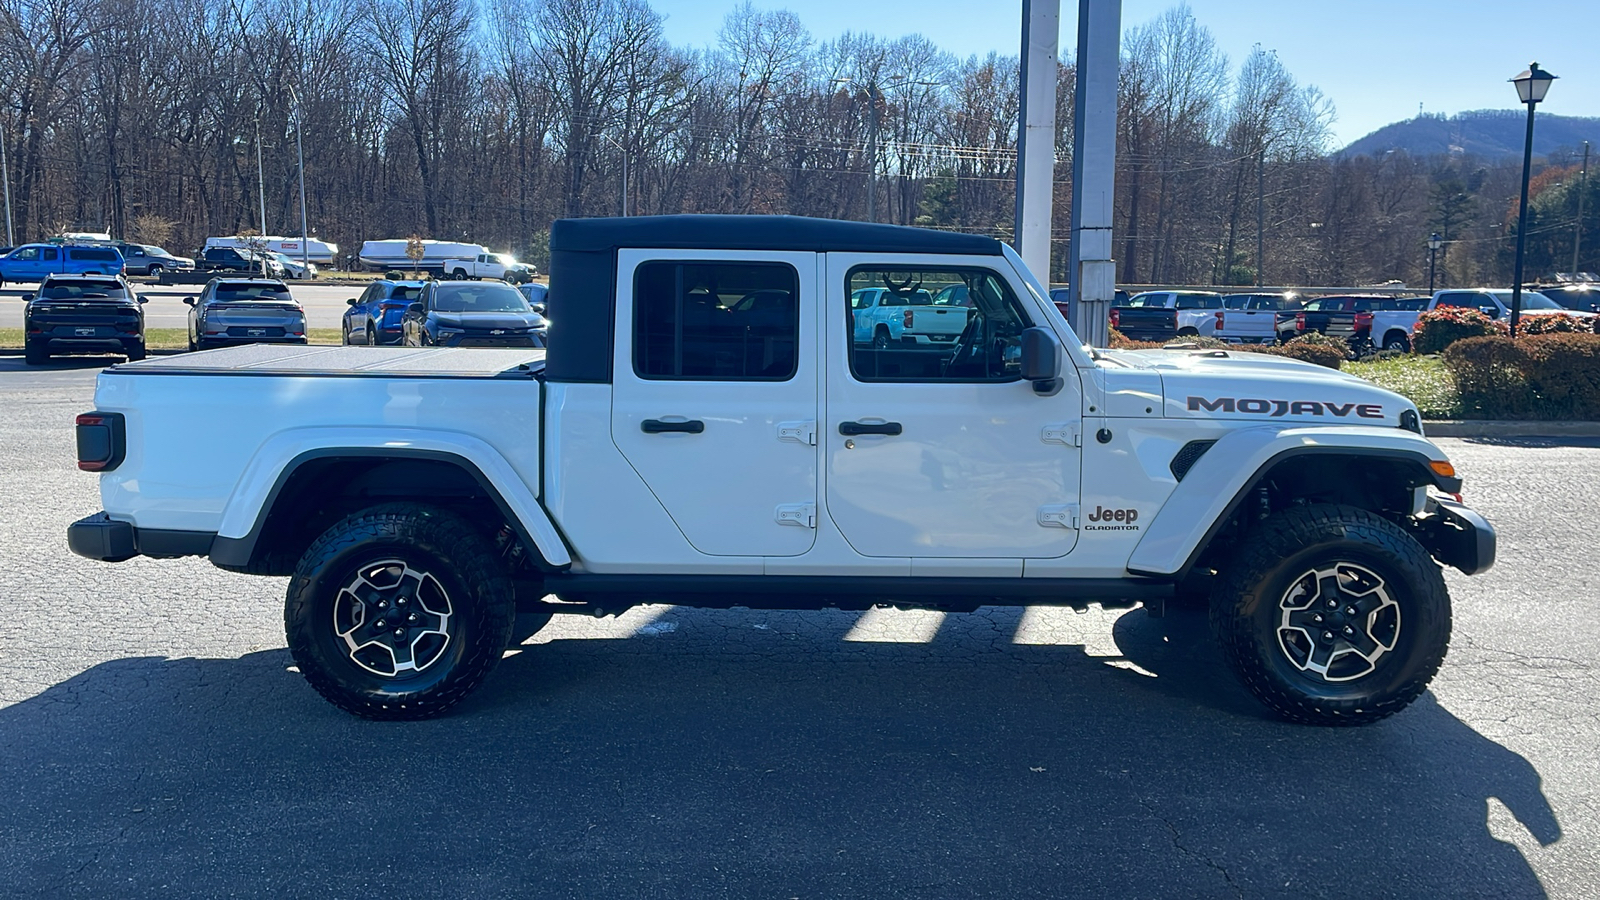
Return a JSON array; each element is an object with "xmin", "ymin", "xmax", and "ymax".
[
  {"xmin": 838, "ymin": 421, "xmax": 902, "ymax": 436},
  {"xmin": 642, "ymin": 419, "xmax": 705, "ymax": 434}
]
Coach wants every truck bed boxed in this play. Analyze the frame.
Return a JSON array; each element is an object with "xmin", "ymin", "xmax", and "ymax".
[{"xmin": 113, "ymin": 344, "xmax": 545, "ymax": 378}]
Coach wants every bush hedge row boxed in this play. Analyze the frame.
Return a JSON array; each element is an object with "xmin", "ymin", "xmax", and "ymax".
[
  {"xmin": 1442, "ymin": 333, "xmax": 1600, "ymax": 419},
  {"xmin": 1105, "ymin": 330, "xmax": 1343, "ymax": 369}
]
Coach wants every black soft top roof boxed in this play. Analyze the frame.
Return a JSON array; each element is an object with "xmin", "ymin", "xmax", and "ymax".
[
  {"xmin": 546, "ymin": 215, "xmax": 1006, "ymax": 384},
  {"xmin": 550, "ymin": 215, "xmax": 1004, "ymax": 256}
]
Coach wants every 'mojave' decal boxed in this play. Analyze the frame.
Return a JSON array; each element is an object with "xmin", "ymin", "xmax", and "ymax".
[{"xmin": 1187, "ymin": 397, "xmax": 1383, "ymax": 419}]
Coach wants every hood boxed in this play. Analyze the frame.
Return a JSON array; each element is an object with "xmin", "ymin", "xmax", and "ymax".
[
  {"xmin": 433, "ymin": 311, "xmax": 546, "ymax": 330},
  {"xmin": 1094, "ymin": 348, "xmax": 1417, "ymax": 429}
]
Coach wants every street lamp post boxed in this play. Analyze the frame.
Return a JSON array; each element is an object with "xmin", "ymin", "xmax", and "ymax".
[
  {"xmin": 1428, "ymin": 232, "xmax": 1442, "ymax": 292},
  {"xmin": 1509, "ymin": 62, "xmax": 1557, "ymax": 338},
  {"xmin": 835, "ymin": 76, "xmax": 940, "ymax": 223},
  {"xmin": 288, "ymin": 87, "xmax": 310, "ymax": 276}
]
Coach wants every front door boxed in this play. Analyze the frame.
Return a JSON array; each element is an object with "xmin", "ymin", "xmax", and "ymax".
[
  {"xmin": 823, "ymin": 254, "xmax": 1082, "ymax": 559},
  {"xmin": 610, "ymin": 250, "xmax": 819, "ymax": 557}
]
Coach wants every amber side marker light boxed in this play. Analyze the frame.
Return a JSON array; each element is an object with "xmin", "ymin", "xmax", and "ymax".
[{"xmin": 1430, "ymin": 460, "xmax": 1456, "ymax": 479}]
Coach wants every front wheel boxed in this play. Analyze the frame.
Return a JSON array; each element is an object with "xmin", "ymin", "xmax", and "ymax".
[
  {"xmin": 285, "ymin": 503, "xmax": 516, "ymax": 720},
  {"xmin": 1210, "ymin": 504, "xmax": 1450, "ymax": 726},
  {"xmin": 342, "ymin": 322, "xmax": 352, "ymax": 345}
]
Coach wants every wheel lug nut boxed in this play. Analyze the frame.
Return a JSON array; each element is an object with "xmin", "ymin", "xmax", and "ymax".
[
  {"xmin": 374, "ymin": 620, "xmax": 386, "ymax": 629},
  {"xmin": 1313, "ymin": 614, "xmax": 1323, "ymax": 623},
  {"xmin": 1345, "ymin": 606, "xmax": 1357, "ymax": 615},
  {"xmin": 1326, "ymin": 599, "xmax": 1337, "ymax": 608},
  {"xmin": 377, "ymin": 600, "xmax": 387, "ymax": 609},
  {"xmin": 1322, "ymin": 631, "xmax": 1334, "ymax": 641},
  {"xmin": 394, "ymin": 628, "xmax": 405, "ymax": 637},
  {"xmin": 407, "ymin": 614, "xmax": 418, "ymax": 622},
  {"xmin": 397, "ymin": 597, "xmax": 407, "ymax": 606},
  {"xmin": 1343, "ymin": 626, "xmax": 1354, "ymax": 635}
]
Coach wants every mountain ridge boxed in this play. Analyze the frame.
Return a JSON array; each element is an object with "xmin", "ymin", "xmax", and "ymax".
[{"xmin": 1342, "ymin": 110, "xmax": 1600, "ymax": 159}]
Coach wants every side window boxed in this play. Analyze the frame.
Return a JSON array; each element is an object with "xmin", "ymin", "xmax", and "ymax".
[
  {"xmin": 1435, "ymin": 292, "xmax": 1476, "ymax": 309},
  {"xmin": 13, "ymin": 247, "xmax": 37, "ymax": 260},
  {"xmin": 847, "ymin": 266, "xmax": 1029, "ymax": 383},
  {"xmin": 632, "ymin": 261, "xmax": 799, "ymax": 381},
  {"xmin": 42, "ymin": 248, "xmax": 59, "ymax": 261}
]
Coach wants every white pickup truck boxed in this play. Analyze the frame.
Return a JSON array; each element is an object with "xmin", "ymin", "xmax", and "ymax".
[
  {"xmin": 1214, "ymin": 292, "xmax": 1298, "ymax": 344},
  {"xmin": 849, "ymin": 284, "xmax": 969, "ymax": 348},
  {"xmin": 441, "ymin": 252, "xmax": 535, "ymax": 284},
  {"xmin": 67, "ymin": 215, "xmax": 1494, "ymax": 726}
]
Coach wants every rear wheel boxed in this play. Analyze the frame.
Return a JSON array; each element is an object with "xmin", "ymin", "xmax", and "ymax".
[
  {"xmin": 124, "ymin": 342, "xmax": 146, "ymax": 362},
  {"xmin": 366, "ymin": 321, "xmax": 378, "ymax": 345},
  {"xmin": 1210, "ymin": 504, "xmax": 1450, "ymax": 726},
  {"xmin": 148, "ymin": 264, "xmax": 164, "ymax": 278},
  {"xmin": 23, "ymin": 339, "xmax": 47, "ymax": 365},
  {"xmin": 1382, "ymin": 331, "xmax": 1411, "ymax": 352},
  {"xmin": 872, "ymin": 326, "xmax": 891, "ymax": 350},
  {"xmin": 451, "ymin": 269, "xmax": 468, "ymax": 281},
  {"xmin": 285, "ymin": 503, "xmax": 516, "ymax": 720}
]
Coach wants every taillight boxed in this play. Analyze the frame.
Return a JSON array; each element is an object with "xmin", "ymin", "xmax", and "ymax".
[
  {"xmin": 1110, "ymin": 308, "xmax": 1120, "ymax": 328},
  {"xmin": 75, "ymin": 412, "xmax": 125, "ymax": 472},
  {"xmin": 1296, "ymin": 312, "xmax": 1307, "ymax": 331},
  {"xmin": 1354, "ymin": 311, "xmax": 1373, "ymax": 331},
  {"xmin": 1214, "ymin": 311, "xmax": 1224, "ymax": 329},
  {"xmin": 903, "ymin": 310, "xmax": 913, "ymax": 329}
]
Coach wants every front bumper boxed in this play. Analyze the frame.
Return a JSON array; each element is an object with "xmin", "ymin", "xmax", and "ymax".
[
  {"xmin": 68, "ymin": 512, "xmax": 214, "ymax": 562},
  {"xmin": 436, "ymin": 332, "xmax": 542, "ymax": 348},
  {"xmin": 1415, "ymin": 496, "xmax": 1497, "ymax": 575}
]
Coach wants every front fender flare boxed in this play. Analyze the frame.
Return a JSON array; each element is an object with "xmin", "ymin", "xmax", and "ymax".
[
  {"xmin": 210, "ymin": 426, "xmax": 571, "ymax": 569},
  {"xmin": 1126, "ymin": 425, "xmax": 1455, "ymax": 579}
]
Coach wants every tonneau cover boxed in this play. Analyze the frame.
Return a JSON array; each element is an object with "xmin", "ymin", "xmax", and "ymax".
[{"xmin": 108, "ymin": 344, "xmax": 545, "ymax": 378}]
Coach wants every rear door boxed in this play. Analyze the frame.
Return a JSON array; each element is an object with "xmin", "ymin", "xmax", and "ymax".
[
  {"xmin": 823, "ymin": 254, "xmax": 1081, "ymax": 560},
  {"xmin": 610, "ymin": 249, "xmax": 820, "ymax": 557}
]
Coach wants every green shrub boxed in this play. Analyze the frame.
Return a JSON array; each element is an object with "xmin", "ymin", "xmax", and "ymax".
[
  {"xmin": 1272, "ymin": 342, "xmax": 1345, "ymax": 370},
  {"xmin": 1519, "ymin": 333, "xmax": 1600, "ymax": 418},
  {"xmin": 1441, "ymin": 337, "xmax": 1532, "ymax": 418},
  {"xmin": 1163, "ymin": 335, "xmax": 1230, "ymax": 349},
  {"xmin": 1413, "ymin": 307, "xmax": 1505, "ymax": 354},
  {"xmin": 1108, "ymin": 328, "xmax": 1163, "ymax": 350},
  {"xmin": 1519, "ymin": 313, "xmax": 1593, "ymax": 335}
]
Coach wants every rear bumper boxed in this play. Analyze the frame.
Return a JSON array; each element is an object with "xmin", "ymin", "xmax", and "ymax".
[{"xmin": 68, "ymin": 512, "xmax": 214, "ymax": 562}]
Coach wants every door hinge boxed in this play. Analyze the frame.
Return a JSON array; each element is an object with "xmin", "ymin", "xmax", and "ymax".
[
  {"xmin": 775, "ymin": 503, "xmax": 817, "ymax": 528},
  {"xmin": 777, "ymin": 420, "xmax": 818, "ymax": 446},
  {"xmin": 1037, "ymin": 503, "xmax": 1079, "ymax": 529},
  {"xmin": 1042, "ymin": 423, "xmax": 1081, "ymax": 447}
]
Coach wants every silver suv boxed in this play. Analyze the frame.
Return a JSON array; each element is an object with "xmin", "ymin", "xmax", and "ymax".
[{"xmin": 184, "ymin": 278, "xmax": 306, "ymax": 351}]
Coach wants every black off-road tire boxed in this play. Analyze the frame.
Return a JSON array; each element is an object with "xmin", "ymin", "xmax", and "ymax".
[
  {"xmin": 872, "ymin": 326, "xmax": 891, "ymax": 350},
  {"xmin": 1210, "ymin": 504, "xmax": 1450, "ymax": 726},
  {"xmin": 508, "ymin": 611, "xmax": 554, "ymax": 648},
  {"xmin": 285, "ymin": 503, "xmax": 516, "ymax": 720},
  {"xmin": 124, "ymin": 342, "xmax": 146, "ymax": 362}
]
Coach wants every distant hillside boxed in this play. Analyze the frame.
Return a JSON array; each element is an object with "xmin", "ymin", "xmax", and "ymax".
[{"xmin": 1343, "ymin": 110, "xmax": 1600, "ymax": 159}]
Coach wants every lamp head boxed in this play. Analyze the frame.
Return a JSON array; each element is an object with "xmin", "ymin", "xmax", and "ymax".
[{"xmin": 1511, "ymin": 62, "xmax": 1556, "ymax": 105}]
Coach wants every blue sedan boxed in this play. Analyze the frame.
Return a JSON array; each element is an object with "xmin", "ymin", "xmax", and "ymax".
[{"xmin": 343, "ymin": 279, "xmax": 426, "ymax": 345}]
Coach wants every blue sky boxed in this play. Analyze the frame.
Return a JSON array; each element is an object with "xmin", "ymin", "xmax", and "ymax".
[{"xmin": 649, "ymin": 0, "xmax": 1600, "ymax": 148}]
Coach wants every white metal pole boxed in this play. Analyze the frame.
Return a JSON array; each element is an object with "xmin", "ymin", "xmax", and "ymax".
[
  {"xmin": 1014, "ymin": 0, "xmax": 1059, "ymax": 281},
  {"xmin": 292, "ymin": 92, "xmax": 309, "ymax": 274},
  {"xmin": 1067, "ymin": 0, "xmax": 1121, "ymax": 348},
  {"xmin": 0, "ymin": 119, "xmax": 13, "ymax": 247}
]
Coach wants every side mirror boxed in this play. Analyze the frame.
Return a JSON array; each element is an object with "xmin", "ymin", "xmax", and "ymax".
[
  {"xmin": 20, "ymin": 292, "xmax": 34, "ymax": 303},
  {"xmin": 136, "ymin": 295, "xmax": 147, "ymax": 304},
  {"xmin": 182, "ymin": 296, "xmax": 196, "ymax": 306},
  {"xmin": 346, "ymin": 297, "xmax": 360, "ymax": 306},
  {"xmin": 1019, "ymin": 326, "xmax": 1063, "ymax": 396},
  {"xmin": 531, "ymin": 302, "xmax": 546, "ymax": 315},
  {"xmin": 407, "ymin": 302, "xmax": 425, "ymax": 316},
  {"xmin": 1481, "ymin": 306, "xmax": 1501, "ymax": 319}
]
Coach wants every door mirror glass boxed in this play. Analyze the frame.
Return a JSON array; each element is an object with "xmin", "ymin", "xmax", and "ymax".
[
  {"xmin": 1481, "ymin": 306, "xmax": 1501, "ymax": 319},
  {"xmin": 20, "ymin": 292, "xmax": 33, "ymax": 302},
  {"xmin": 407, "ymin": 302, "xmax": 425, "ymax": 316},
  {"xmin": 1019, "ymin": 326, "xmax": 1063, "ymax": 396},
  {"xmin": 182, "ymin": 296, "xmax": 196, "ymax": 306},
  {"xmin": 346, "ymin": 297, "xmax": 359, "ymax": 306},
  {"xmin": 136, "ymin": 295, "xmax": 147, "ymax": 304}
]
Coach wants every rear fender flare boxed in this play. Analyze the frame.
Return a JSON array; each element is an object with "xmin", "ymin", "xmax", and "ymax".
[
  {"xmin": 1126, "ymin": 425, "xmax": 1456, "ymax": 579},
  {"xmin": 214, "ymin": 427, "xmax": 571, "ymax": 569}
]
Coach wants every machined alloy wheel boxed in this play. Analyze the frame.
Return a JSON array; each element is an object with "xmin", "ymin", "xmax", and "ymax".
[
  {"xmin": 342, "ymin": 322, "xmax": 352, "ymax": 345},
  {"xmin": 1211, "ymin": 503, "xmax": 1450, "ymax": 726},
  {"xmin": 1383, "ymin": 333, "xmax": 1411, "ymax": 352},
  {"xmin": 366, "ymin": 322, "xmax": 378, "ymax": 345},
  {"xmin": 285, "ymin": 503, "xmax": 515, "ymax": 719}
]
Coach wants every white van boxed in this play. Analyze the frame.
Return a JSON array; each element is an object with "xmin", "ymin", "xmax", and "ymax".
[
  {"xmin": 357, "ymin": 239, "xmax": 491, "ymax": 273},
  {"xmin": 204, "ymin": 236, "xmax": 338, "ymax": 265}
]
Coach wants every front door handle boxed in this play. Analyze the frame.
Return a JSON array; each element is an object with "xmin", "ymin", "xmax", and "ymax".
[
  {"xmin": 838, "ymin": 421, "xmax": 902, "ymax": 436},
  {"xmin": 642, "ymin": 419, "xmax": 705, "ymax": 434}
]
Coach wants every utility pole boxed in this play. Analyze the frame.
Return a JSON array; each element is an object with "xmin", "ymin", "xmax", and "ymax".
[
  {"xmin": 1066, "ymin": 0, "xmax": 1121, "ymax": 348},
  {"xmin": 1015, "ymin": 0, "xmax": 1059, "ymax": 281},
  {"xmin": 1256, "ymin": 145, "xmax": 1266, "ymax": 286},
  {"xmin": 290, "ymin": 88, "xmax": 310, "ymax": 275},
  {"xmin": 255, "ymin": 116, "xmax": 268, "ymax": 277},
  {"xmin": 866, "ymin": 85, "xmax": 881, "ymax": 223},
  {"xmin": 1574, "ymin": 140, "xmax": 1589, "ymax": 273},
  {"xmin": 0, "ymin": 117, "xmax": 13, "ymax": 247}
]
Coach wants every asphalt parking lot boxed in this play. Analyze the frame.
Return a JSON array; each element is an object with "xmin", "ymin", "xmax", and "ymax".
[{"xmin": 2, "ymin": 357, "xmax": 1597, "ymax": 898}]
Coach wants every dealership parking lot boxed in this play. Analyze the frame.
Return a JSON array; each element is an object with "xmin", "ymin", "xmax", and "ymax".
[
  {"xmin": 2, "ymin": 358, "xmax": 1598, "ymax": 898},
  {"xmin": 1, "ymin": 282, "xmax": 381, "ymax": 333}
]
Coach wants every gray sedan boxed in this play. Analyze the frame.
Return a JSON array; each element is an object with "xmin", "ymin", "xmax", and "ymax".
[{"xmin": 184, "ymin": 278, "xmax": 307, "ymax": 351}]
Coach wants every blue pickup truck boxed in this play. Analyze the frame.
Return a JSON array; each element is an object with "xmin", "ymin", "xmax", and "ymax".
[{"xmin": 0, "ymin": 243, "xmax": 125, "ymax": 286}]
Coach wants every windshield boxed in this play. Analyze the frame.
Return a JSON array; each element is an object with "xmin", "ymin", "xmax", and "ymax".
[
  {"xmin": 41, "ymin": 281, "xmax": 126, "ymax": 300},
  {"xmin": 1487, "ymin": 289, "xmax": 1561, "ymax": 310},
  {"xmin": 430, "ymin": 282, "xmax": 531, "ymax": 313},
  {"xmin": 1124, "ymin": 293, "xmax": 1163, "ymax": 307}
]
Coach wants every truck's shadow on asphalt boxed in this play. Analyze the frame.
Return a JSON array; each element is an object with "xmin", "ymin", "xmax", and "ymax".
[{"xmin": 0, "ymin": 607, "xmax": 1560, "ymax": 898}]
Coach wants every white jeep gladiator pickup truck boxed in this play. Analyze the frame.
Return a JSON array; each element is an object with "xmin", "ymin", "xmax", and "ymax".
[{"xmin": 68, "ymin": 216, "xmax": 1494, "ymax": 725}]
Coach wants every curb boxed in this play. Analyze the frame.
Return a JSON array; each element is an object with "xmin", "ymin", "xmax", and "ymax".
[{"xmin": 1423, "ymin": 420, "xmax": 1600, "ymax": 438}]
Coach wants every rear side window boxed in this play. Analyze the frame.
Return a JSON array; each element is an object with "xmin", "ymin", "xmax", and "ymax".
[
  {"xmin": 69, "ymin": 249, "xmax": 119, "ymax": 262},
  {"xmin": 632, "ymin": 261, "xmax": 798, "ymax": 381},
  {"xmin": 1175, "ymin": 294, "xmax": 1224, "ymax": 309}
]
